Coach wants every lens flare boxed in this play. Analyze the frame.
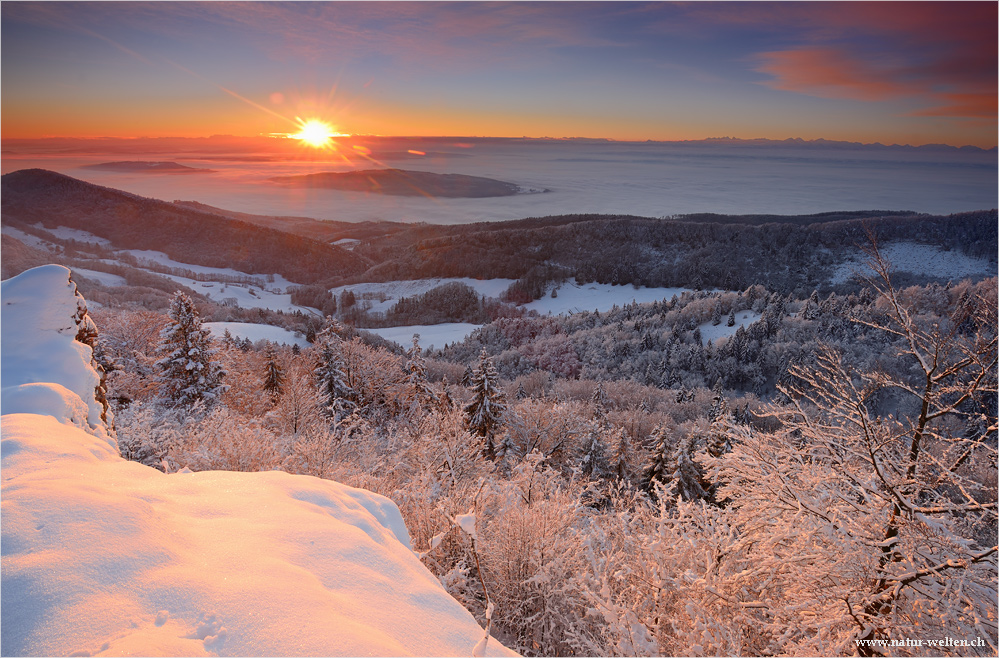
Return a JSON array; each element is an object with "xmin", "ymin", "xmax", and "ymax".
[{"xmin": 289, "ymin": 118, "xmax": 343, "ymax": 148}]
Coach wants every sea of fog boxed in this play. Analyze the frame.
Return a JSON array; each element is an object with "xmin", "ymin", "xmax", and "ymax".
[{"xmin": 3, "ymin": 139, "xmax": 995, "ymax": 223}]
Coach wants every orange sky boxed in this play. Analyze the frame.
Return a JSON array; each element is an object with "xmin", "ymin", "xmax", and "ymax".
[{"xmin": 2, "ymin": 2, "xmax": 996, "ymax": 147}]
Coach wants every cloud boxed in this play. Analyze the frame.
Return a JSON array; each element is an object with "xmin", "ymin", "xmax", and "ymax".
[
  {"xmin": 909, "ymin": 93, "xmax": 997, "ymax": 119},
  {"xmin": 755, "ymin": 48, "xmax": 912, "ymax": 102},
  {"xmin": 738, "ymin": 3, "xmax": 996, "ymax": 119}
]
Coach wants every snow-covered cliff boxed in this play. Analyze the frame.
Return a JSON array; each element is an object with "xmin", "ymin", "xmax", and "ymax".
[{"xmin": 1, "ymin": 265, "xmax": 515, "ymax": 657}]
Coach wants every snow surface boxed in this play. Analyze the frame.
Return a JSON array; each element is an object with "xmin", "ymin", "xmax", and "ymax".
[
  {"xmin": 204, "ymin": 321, "xmax": 311, "ymax": 348},
  {"xmin": 33, "ymin": 223, "xmax": 113, "ymax": 246},
  {"xmin": 1, "ymin": 265, "xmax": 517, "ymax": 658},
  {"xmin": 1, "ymin": 225, "xmax": 56, "ymax": 251},
  {"xmin": 357, "ymin": 279, "xmax": 696, "ymax": 349},
  {"xmin": 71, "ymin": 267, "xmax": 129, "ymax": 287},
  {"xmin": 525, "ymin": 280, "xmax": 694, "ymax": 316},
  {"xmin": 365, "ymin": 323, "xmax": 482, "ymax": 350},
  {"xmin": 697, "ymin": 310, "xmax": 761, "ymax": 344},
  {"xmin": 330, "ymin": 278, "xmax": 517, "ymax": 315},
  {"xmin": 831, "ymin": 242, "xmax": 996, "ymax": 284},
  {"xmin": 121, "ymin": 249, "xmax": 299, "ymax": 292},
  {"xmin": 1, "ymin": 265, "xmax": 111, "ymax": 439},
  {"xmin": 152, "ymin": 271, "xmax": 320, "ymax": 316}
]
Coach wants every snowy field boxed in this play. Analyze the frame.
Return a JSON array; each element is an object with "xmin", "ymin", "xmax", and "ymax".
[
  {"xmin": 1, "ymin": 225, "xmax": 55, "ymax": 250},
  {"xmin": 330, "ymin": 278, "xmax": 517, "ymax": 314},
  {"xmin": 697, "ymin": 310, "xmax": 762, "ymax": 344},
  {"xmin": 205, "ymin": 321, "xmax": 311, "ymax": 347},
  {"xmin": 364, "ymin": 323, "xmax": 482, "ymax": 350},
  {"xmin": 155, "ymin": 270, "xmax": 319, "ymax": 315},
  {"xmin": 33, "ymin": 223, "xmax": 113, "ymax": 246},
  {"xmin": 121, "ymin": 248, "xmax": 299, "ymax": 292},
  {"xmin": 71, "ymin": 267, "xmax": 128, "ymax": 287},
  {"xmin": 526, "ymin": 280, "xmax": 694, "ymax": 316},
  {"xmin": 831, "ymin": 242, "xmax": 996, "ymax": 284},
  {"xmin": 353, "ymin": 279, "xmax": 696, "ymax": 349},
  {"xmin": 1, "ymin": 264, "xmax": 516, "ymax": 658}
]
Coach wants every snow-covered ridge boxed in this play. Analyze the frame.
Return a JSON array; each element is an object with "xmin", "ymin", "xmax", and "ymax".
[
  {"xmin": 1, "ymin": 265, "xmax": 516, "ymax": 657},
  {"xmin": 1, "ymin": 264, "xmax": 112, "ymax": 441}
]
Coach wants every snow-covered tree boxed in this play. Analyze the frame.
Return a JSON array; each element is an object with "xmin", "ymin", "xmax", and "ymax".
[
  {"xmin": 155, "ymin": 292, "xmax": 227, "ymax": 407},
  {"xmin": 667, "ymin": 434, "xmax": 710, "ymax": 502},
  {"xmin": 314, "ymin": 334, "xmax": 357, "ymax": 421},
  {"xmin": 402, "ymin": 334, "xmax": 436, "ymax": 415},
  {"xmin": 639, "ymin": 423, "xmax": 671, "ymax": 496},
  {"xmin": 464, "ymin": 349, "xmax": 507, "ymax": 460},
  {"xmin": 579, "ymin": 429, "xmax": 608, "ymax": 479},
  {"xmin": 606, "ymin": 426, "xmax": 631, "ymax": 483},
  {"xmin": 699, "ymin": 251, "xmax": 998, "ymax": 655},
  {"xmin": 707, "ymin": 378, "xmax": 726, "ymax": 422},
  {"xmin": 261, "ymin": 346, "xmax": 284, "ymax": 403}
]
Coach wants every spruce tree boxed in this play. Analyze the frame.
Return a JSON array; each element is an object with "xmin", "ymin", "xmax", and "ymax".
[
  {"xmin": 262, "ymin": 346, "xmax": 284, "ymax": 403},
  {"xmin": 155, "ymin": 292, "xmax": 227, "ymax": 407},
  {"xmin": 591, "ymin": 381, "xmax": 610, "ymax": 418},
  {"xmin": 579, "ymin": 430, "xmax": 607, "ymax": 478},
  {"xmin": 606, "ymin": 426, "xmax": 631, "ymax": 483},
  {"xmin": 666, "ymin": 435, "xmax": 710, "ymax": 502},
  {"xmin": 464, "ymin": 349, "xmax": 507, "ymax": 460},
  {"xmin": 314, "ymin": 334, "xmax": 356, "ymax": 421},
  {"xmin": 403, "ymin": 334, "xmax": 436, "ymax": 413},
  {"xmin": 639, "ymin": 424, "xmax": 671, "ymax": 497},
  {"xmin": 708, "ymin": 379, "xmax": 726, "ymax": 422}
]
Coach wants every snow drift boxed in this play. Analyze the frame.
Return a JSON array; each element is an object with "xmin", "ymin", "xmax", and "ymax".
[{"xmin": 1, "ymin": 265, "xmax": 515, "ymax": 657}]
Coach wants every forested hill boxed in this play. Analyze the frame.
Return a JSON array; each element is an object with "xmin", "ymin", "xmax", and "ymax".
[
  {"xmin": 348, "ymin": 209, "xmax": 997, "ymax": 297},
  {"xmin": 3, "ymin": 169, "xmax": 995, "ymax": 299},
  {"xmin": 1, "ymin": 169, "xmax": 369, "ymax": 284}
]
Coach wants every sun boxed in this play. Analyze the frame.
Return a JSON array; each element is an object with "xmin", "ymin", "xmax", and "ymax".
[{"xmin": 289, "ymin": 118, "xmax": 342, "ymax": 148}]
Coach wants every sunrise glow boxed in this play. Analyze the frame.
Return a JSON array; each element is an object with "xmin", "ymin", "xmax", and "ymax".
[{"xmin": 289, "ymin": 118, "xmax": 344, "ymax": 148}]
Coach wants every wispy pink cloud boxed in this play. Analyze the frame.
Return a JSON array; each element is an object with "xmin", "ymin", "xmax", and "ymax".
[
  {"xmin": 755, "ymin": 48, "xmax": 912, "ymax": 102},
  {"xmin": 739, "ymin": 3, "xmax": 996, "ymax": 119}
]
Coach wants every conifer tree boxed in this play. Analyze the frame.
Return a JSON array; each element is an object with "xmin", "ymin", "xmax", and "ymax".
[
  {"xmin": 666, "ymin": 435, "xmax": 710, "ymax": 502},
  {"xmin": 314, "ymin": 334, "xmax": 356, "ymax": 421},
  {"xmin": 464, "ymin": 349, "xmax": 507, "ymax": 460},
  {"xmin": 591, "ymin": 381, "xmax": 610, "ymax": 418},
  {"xmin": 639, "ymin": 423, "xmax": 671, "ymax": 497},
  {"xmin": 578, "ymin": 429, "xmax": 607, "ymax": 478},
  {"xmin": 803, "ymin": 289, "xmax": 821, "ymax": 320},
  {"xmin": 708, "ymin": 379, "xmax": 726, "ymax": 422},
  {"xmin": 606, "ymin": 426, "xmax": 631, "ymax": 483},
  {"xmin": 155, "ymin": 292, "xmax": 227, "ymax": 407},
  {"xmin": 262, "ymin": 346, "xmax": 284, "ymax": 403},
  {"xmin": 402, "ymin": 334, "xmax": 436, "ymax": 413}
]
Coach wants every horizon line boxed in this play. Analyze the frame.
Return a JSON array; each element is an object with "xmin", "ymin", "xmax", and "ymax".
[{"xmin": 3, "ymin": 133, "xmax": 995, "ymax": 151}]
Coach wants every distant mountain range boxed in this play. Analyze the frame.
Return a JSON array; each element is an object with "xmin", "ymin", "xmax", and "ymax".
[{"xmin": 3, "ymin": 134, "xmax": 994, "ymax": 155}]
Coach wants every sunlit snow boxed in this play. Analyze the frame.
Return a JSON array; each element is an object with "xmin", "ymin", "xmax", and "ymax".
[
  {"xmin": 525, "ymin": 279, "xmax": 694, "ymax": 316},
  {"xmin": 697, "ymin": 310, "xmax": 761, "ymax": 344},
  {"xmin": 1, "ymin": 264, "xmax": 517, "ymax": 658},
  {"xmin": 330, "ymin": 278, "xmax": 517, "ymax": 315},
  {"xmin": 830, "ymin": 242, "xmax": 995, "ymax": 284},
  {"xmin": 204, "ymin": 321, "xmax": 311, "ymax": 347},
  {"xmin": 364, "ymin": 322, "xmax": 482, "ymax": 349}
]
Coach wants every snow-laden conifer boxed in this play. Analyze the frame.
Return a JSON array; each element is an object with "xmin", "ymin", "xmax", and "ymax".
[
  {"xmin": 464, "ymin": 349, "xmax": 506, "ymax": 460},
  {"xmin": 402, "ymin": 334, "xmax": 437, "ymax": 414},
  {"xmin": 155, "ymin": 292, "xmax": 227, "ymax": 407},
  {"xmin": 639, "ymin": 423, "xmax": 671, "ymax": 496},
  {"xmin": 262, "ymin": 345, "xmax": 284, "ymax": 403},
  {"xmin": 314, "ymin": 333, "xmax": 357, "ymax": 421}
]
